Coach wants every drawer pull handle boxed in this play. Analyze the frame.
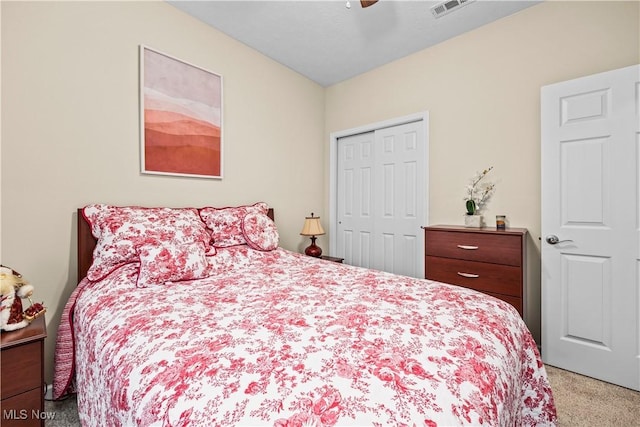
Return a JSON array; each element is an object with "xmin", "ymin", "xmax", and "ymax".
[
  {"xmin": 457, "ymin": 245, "xmax": 479, "ymax": 250},
  {"xmin": 457, "ymin": 272, "xmax": 479, "ymax": 278}
]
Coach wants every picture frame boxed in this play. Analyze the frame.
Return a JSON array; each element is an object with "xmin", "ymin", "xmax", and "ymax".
[{"xmin": 139, "ymin": 45, "xmax": 223, "ymax": 179}]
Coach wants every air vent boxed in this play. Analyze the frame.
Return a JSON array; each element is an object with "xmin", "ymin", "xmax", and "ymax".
[{"xmin": 431, "ymin": 0, "xmax": 475, "ymax": 18}]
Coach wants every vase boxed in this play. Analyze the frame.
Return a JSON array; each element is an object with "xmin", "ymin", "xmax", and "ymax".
[{"xmin": 464, "ymin": 214, "xmax": 482, "ymax": 228}]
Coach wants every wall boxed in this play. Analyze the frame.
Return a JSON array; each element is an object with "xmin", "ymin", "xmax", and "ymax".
[
  {"xmin": 324, "ymin": 1, "xmax": 640, "ymax": 342},
  {"xmin": 1, "ymin": 1, "xmax": 325, "ymax": 383}
]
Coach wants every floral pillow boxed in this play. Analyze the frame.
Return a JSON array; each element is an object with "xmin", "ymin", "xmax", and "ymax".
[
  {"xmin": 199, "ymin": 202, "xmax": 269, "ymax": 248},
  {"xmin": 136, "ymin": 241, "xmax": 213, "ymax": 288},
  {"xmin": 82, "ymin": 204, "xmax": 211, "ymax": 282},
  {"xmin": 242, "ymin": 211, "xmax": 279, "ymax": 251}
]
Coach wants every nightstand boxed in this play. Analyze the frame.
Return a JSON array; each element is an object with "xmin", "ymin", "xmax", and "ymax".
[
  {"xmin": 320, "ymin": 255, "xmax": 344, "ymax": 263},
  {"xmin": 1, "ymin": 315, "xmax": 47, "ymax": 427}
]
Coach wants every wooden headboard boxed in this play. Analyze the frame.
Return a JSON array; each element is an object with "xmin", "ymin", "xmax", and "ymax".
[
  {"xmin": 77, "ymin": 207, "xmax": 275, "ymax": 281},
  {"xmin": 77, "ymin": 208, "xmax": 96, "ymax": 282}
]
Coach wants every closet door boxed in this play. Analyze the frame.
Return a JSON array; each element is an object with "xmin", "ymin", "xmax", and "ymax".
[
  {"xmin": 336, "ymin": 120, "xmax": 425, "ymax": 278},
  {"xmin": 336, "ymin": 131, "xmax": 376, "ymax": 269}
]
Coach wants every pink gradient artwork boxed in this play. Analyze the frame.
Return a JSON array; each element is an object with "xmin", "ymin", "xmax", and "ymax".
[{"xmin": 141, "ymin": 46, "xmax": 222, "ymax": 178}]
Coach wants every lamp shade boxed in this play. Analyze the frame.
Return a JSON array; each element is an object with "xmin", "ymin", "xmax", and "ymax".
[{"xmin": 300, "ymin": 213, "xmax": 325, "ymax": 236}]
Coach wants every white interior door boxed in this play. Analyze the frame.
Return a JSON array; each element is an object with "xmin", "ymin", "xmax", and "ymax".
[
  {"xmin": 373, "ymin": 123, "xmax": 425, "ymax": 277},
  {"xmin": 541, "ymin": 64, "xmax": 640, "ymax": 391},
  {"xmin": 336, "ymin": 120, "xmax": 426, "ymax": 278},
  {"xmin": 336, "ymin": 131, "xmax": 376, "ymax": 269}
]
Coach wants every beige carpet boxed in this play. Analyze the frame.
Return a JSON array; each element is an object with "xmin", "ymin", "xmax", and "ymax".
[{"xmin": 545, "ymin": 365, "xmax": 640, "ymax": 426}]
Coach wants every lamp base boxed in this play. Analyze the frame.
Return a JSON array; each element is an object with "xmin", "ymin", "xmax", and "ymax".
[{"xmin": 305, "ymin": 236, "xmax": 322, "ymax": 257}]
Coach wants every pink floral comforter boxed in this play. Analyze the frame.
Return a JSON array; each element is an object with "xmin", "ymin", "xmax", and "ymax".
[{"xmin": 54, "ymin": 247, "xmax": 556, "ymax": 426}]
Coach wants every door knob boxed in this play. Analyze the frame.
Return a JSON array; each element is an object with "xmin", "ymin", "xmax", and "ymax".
[{"xmin": 545, "ymin": 235, "xmax": 573, "ymax": 245}]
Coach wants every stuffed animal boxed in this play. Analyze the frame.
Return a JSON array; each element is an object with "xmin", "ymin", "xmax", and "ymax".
[{"xmin": 0, "ymin": 265, "xmax": 45, "ymax": 331}]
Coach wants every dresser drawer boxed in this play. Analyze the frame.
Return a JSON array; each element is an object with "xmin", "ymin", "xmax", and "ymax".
[
  {"xmin": 425, "ymin": 256, "xmax": 522, "ymax": 297},
  {"xmin": 484, "ymin": 291, "xmax": 523, "ymax": 315},
  {"xmin": 1, "ymin": 341, "xmax": 42, "ymax": 399},
  {"xmin": 425, "ymin": 229, "xmax": 522, "ymax": 266}
]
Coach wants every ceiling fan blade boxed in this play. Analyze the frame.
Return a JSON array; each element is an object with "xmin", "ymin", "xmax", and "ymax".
[{"xmin": 360, "ymin": 0, "xmax": 378, "ymax": 7}]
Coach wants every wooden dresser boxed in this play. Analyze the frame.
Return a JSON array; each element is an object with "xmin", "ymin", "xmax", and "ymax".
[
  {"xmin": 1, "ymin": 315, "xmax": 47, "ymax": 427},
  {"xmin": 424, "ymin": 225, "xmax": 527, "ymax": 317}
]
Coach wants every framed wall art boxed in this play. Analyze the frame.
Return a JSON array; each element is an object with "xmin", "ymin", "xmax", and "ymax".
[{"xmin": 140, "ymin": 45, "xmax": 222, "ymax": 179}]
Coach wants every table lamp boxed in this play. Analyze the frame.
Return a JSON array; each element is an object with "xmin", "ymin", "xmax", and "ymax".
[{"xmin": 300, "ymin": 213, "xmax": 325, "ymax": 257}]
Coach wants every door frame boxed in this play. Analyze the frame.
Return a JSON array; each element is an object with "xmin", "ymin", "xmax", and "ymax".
[{"xmin": 328, "ymin": 111, "xmax": 430, "ymax": 259}]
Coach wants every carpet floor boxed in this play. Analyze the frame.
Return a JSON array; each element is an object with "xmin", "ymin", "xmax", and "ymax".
[
  {"xmin": 545, "ymin": 365, "xmax": 640, "ymax": 426},
  {"xmin": 44, "ymin": 365, "xmax": 640, "ymax": 426}
]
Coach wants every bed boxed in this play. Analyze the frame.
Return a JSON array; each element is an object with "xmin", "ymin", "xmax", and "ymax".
[{"xmin": 53, "ymin": 203, "xmax": 557, "ymax": 426}]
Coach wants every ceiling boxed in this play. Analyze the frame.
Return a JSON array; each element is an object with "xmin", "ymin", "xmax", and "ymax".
[{"xmin": 169, "ymin": 1, "xmax": 541, "ymax": 87}]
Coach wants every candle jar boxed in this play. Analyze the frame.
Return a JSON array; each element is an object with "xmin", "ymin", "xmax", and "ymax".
[{"xmin": 496, "ymin": 215, "xmax": 506, "ymax": 230}]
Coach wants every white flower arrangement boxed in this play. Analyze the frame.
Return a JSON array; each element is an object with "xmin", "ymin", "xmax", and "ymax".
[{"xmin": 465, "ymin": 166, "xmax": 495, "ymax": 215}]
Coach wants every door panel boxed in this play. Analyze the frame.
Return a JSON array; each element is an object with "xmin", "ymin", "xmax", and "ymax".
[
  {"xmin": 541, "ymin": 64, "xmax": 639, "ymax": 390},
  {"xmin": 358, "ymin": 231, "xmax": 372, "ymax": 268},
  {"xmin": 562, "ymin": 254, "xmax": 610, "ymax": 346},
  {"xmin": 373, "ymin": 122, "xmax": 425, "ymax": 277},
  {"xmin": 562, "ymin": 137, "xmax": 609, "ymax": 225},
  {"xmin": 337, "ymin": 132, "xmax": 375, "ymax": 267}
]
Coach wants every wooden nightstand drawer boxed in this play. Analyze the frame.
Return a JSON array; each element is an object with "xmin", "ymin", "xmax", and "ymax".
[
  {"xmin": 1, "ymin": 388, "xmax": 43, "ymax": 427},
  {"xmin": 1, "ymin": 341, "xmax": 42, "ymax": 399},
  {"xmin": 426, "ymin": 256, "xmax": 522, "ymax": 297},
  {"xmin": 425, "ymin": 229, "xmax": 522, "ymax": 266},
  {"xmin": 1, "ymin": 315, "xmax": 47, "ymax": 427}
]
